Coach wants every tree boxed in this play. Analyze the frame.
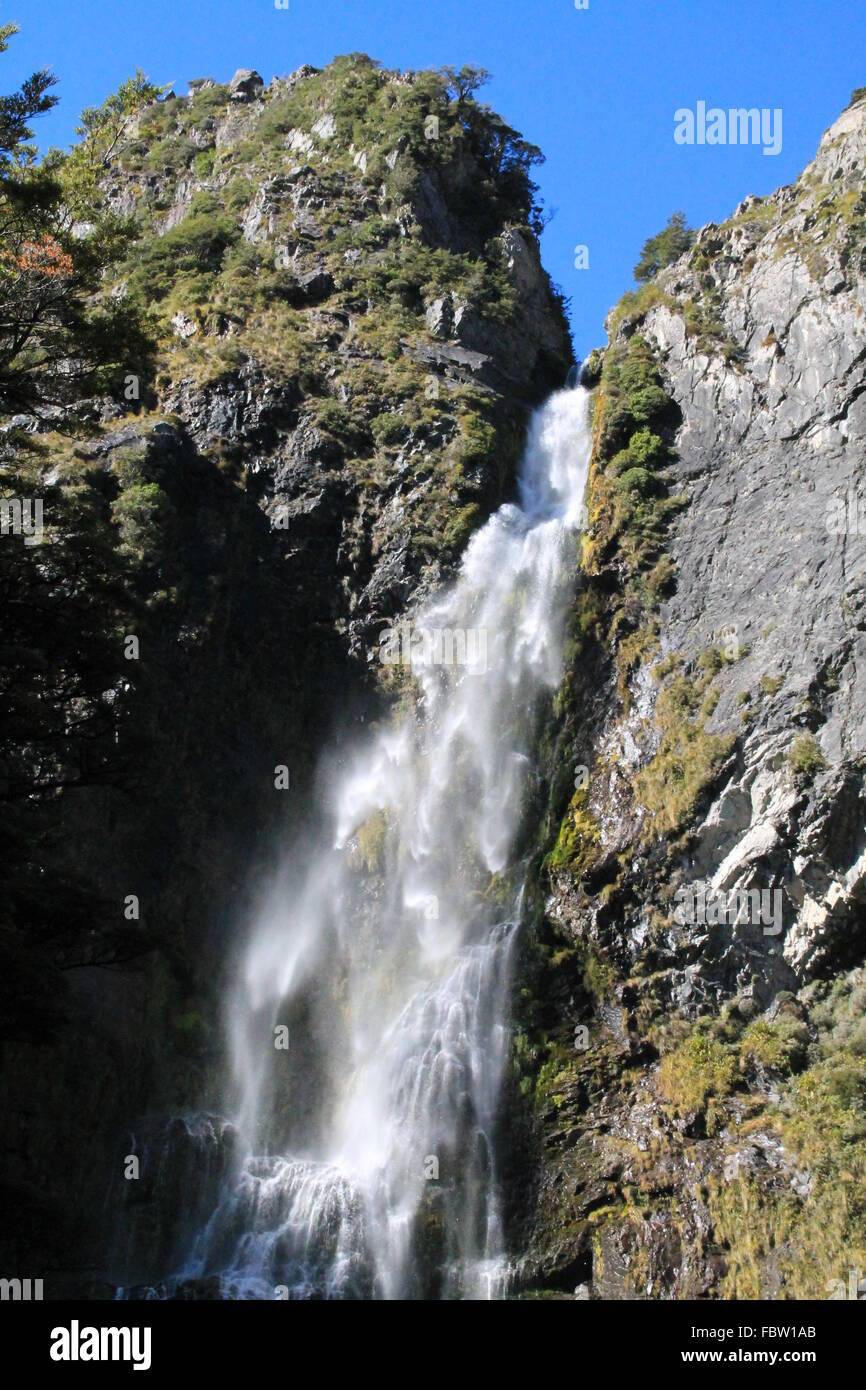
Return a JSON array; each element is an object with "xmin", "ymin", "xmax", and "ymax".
[
  {"xmin": 439, "ymin": 65, "xmax": 491, "ymax": 105},
  {"xmin": 0, "ymin": 34, "xmax": 156, "ymax": 411},
  {"xmin": 633, "ymin": 211, "xmax": 694, "ymax": 283},
  {"xmin": 57, "ymin": 70, "xmax": 162, "ymax": 214},
  {"xmin": 0, "ymin": 20, "xmax": 57, "ymax": 185},
  {"xmin": 0, "ymin": 32, "xmax": 159, "ymax": 1024},
  {"xmin": 435, "ymin": 66, "xmax": 546, "ymax": 234}
]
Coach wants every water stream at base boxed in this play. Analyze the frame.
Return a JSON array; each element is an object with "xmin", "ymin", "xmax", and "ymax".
[{"xmin": 163, "ymin": 385, "xmax": 591, "ymax": 1299}]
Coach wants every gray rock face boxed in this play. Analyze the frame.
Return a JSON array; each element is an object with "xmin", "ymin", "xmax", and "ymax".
[
  {"xmin": 107, "ymin": 1114, "xmax": 241, "ymax": 1287},
  {"xmin": 519, "ymin": 93, "xmax": 866, "ymax": 1300},
  {"xmin": 229, "ymin": 68, "xmax": 264, "ymax": 102},
  {"xmin": 633, "ymin": 96, "xmax": 866, "ymax": 990},
  {"xmin": 417, "ymin": 229, "xmax": 571, "ymax": 393},
  {"xmin": 425, "ymin": 295, "xmax": 454, "ymax": 338},
  {"xmin": 295, "ymin": 265, "xmax": 334, "ymax": 300},
  {"xmin": 548, "ymin": 96, "xmax": 866, "ymax": 1002}
]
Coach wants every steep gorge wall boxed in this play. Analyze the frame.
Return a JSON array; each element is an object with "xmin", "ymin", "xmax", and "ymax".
[{"xmin": 512, "ymin": 92, "xmax": 866, "ymax": 1300}]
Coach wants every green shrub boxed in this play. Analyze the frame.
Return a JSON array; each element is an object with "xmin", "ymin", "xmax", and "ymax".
[
  {"xmin": 615, "ymin": 466, "xmax": 656, "ymax": 498},
  {"xmin": 193, "ymin": 148, "xmax": 216, "ymax": 178},
  {"xmin": 698, "ymin": 647, "xmax": 725, "ymax": 675},
  {"xmin": 788, "ymin": 733, "xmax": 828, "ymax": 780},
  {"xmin": 111, "ymin": 481, "xmax": 171, "ymax": 557},
  {"xmin": 658, "ymin": 1031, "xmax": 737, "ymax": 1111},
  {"xmin": 225, "ymin": 178, "xmax": 252, "ymax": 212},
  {"xmin": 740, "ymin": 1018, "xmax": 807, "ymax": 1075},
  {"xmin": 760, "ymin": 672, "xmax": 784, "ymax": 696},
  {"xmin": 626, "ymin": 426, "xmax": 667, "ymax": 468},
  {"xmin": 712, "ymin": 1044, "xmax": 866, "ymax": 1299},
  {"xmin": 371, "ymin": 411, "xmax": 409, "ymax": 447},
  {"xmin": 635, "ymin": 675, "xmax": 735, "ymax": 837},
  {"xmin": 443, "ymin": 504, "xmax": 483, "ymax": 553},
  {"xmin": 608, "ymin": 283, "xmax": 679, "ymax": 336},
  {"xmin": 129, "ymin": 191, "xmax": 239, "ymax": 302},
  {"xmin": 544, "ymin": 788, "xmax": 600, "ymax": 875},
  {"xmin": 352, "ymin": 810, "xmax": 388, "ymax": 873},
  {"xmin": 145, "ymin": 134, "xmax": 197, "ymax": 173}
]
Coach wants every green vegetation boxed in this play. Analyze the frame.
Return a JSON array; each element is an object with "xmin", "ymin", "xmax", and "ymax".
[
  {"xmin": 543, "ymin": 788, "xmax": 600, "ymax": 875},
  {"xmin": 633, "ymin": 211, "xmax": 694, "ymax": 283},
  {"xmin": 370, "ymin": 410, "xmax": 410, "ymax": 448},
  {"xmin": 510, "ymin": 925, "xmax": 620, "ymax": 1113},
  {"xmin": 353, "ymin": 810, "xmax": 389, "ymax": 873},
  {"xmin": 581, "ymin": 334, "xmax": 688, "ymax": 712},
  {"xmin": 711, "ymin": 974, "xmax": 866, "ymax": 1298},
  {"xmin": 658, "ymin": 1030, "xmax": 737, "ymax": 1112},
  {"xmin": 739, "ymin": 1015, "xmax": 808, "ymax": 1073},
  {"xmin": 583, "ymin": 335, "xmax": 679, "ymax": 575},
  {"xmin": 787, "ymin": 733, "xmax": 828, "ymax": 781},
  {"xmin": 0, "ymin": 36, "xmax": 154, "ymax": 409},
  {"xmin": 610, "ymin": 212, "xmax": 746, "ymax": 361},
  {"xmin": 127, "ymin": 190, "xmax": 240, "ymax": 305},
  {"xmin": 635, "ymin": 973, "xmax": 866, "ymax": 1299},
  {"xmin": 607, "ymin": 281, "xmax": 679, "ymax": 336},
  {"xmin": 111, "ymin": 479, "xmax": 172, "ymax": 558},
  {"xmin": 634, "ymin": 670, "xmax": 735, "ymax": 839},
  {"xmin": 543, "ymin": 329, "xmax": 695, "ymax": 874},
  {"xmin": 442, "ymin": 502, "xmax": 483, "ymax": 552},
  {"xmin": 760, "ymin": 671, "xmax": 784, "ymax": 695},
  {"xmin": 61, "ymin": 52, "xmax": 567, "ymax": 564}
]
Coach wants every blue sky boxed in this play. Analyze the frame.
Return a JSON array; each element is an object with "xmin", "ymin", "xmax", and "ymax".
[{"xmin": 4, "ymin": 0, "xmax": 864, "ymax": 358}]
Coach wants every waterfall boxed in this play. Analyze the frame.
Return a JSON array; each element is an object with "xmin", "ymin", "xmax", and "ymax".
[{"xmin": 175, "ymin": 385, "xmax": 592, "ymax": 1299}]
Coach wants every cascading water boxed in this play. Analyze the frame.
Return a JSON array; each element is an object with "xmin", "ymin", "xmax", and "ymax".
[{"xmin": 173, "ymin": 384, "xmax": 592, "ymax": 1299}]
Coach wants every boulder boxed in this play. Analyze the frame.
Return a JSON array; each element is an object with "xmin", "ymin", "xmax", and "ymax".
[{"xmin": 229, "ymin": 68, "xmax": 264, "ymax": 102}]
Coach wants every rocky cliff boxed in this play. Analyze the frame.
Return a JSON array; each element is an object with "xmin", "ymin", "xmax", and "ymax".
[
  {"xmin": 3, "ymin": 55, "xmax": 865, "ymax": 1302},
  {"xmin": 512, "ymin": 90, "xmax": 866, "ymax": 1300},
  {"xmin": 0, "ymin": 57, "xmax": 570, "ymax": 1292}
]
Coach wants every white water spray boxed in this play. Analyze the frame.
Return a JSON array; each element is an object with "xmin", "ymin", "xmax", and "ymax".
[{"xmin": 182, "ymin": 385, "xmax": 592, "ymax": 1299}]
